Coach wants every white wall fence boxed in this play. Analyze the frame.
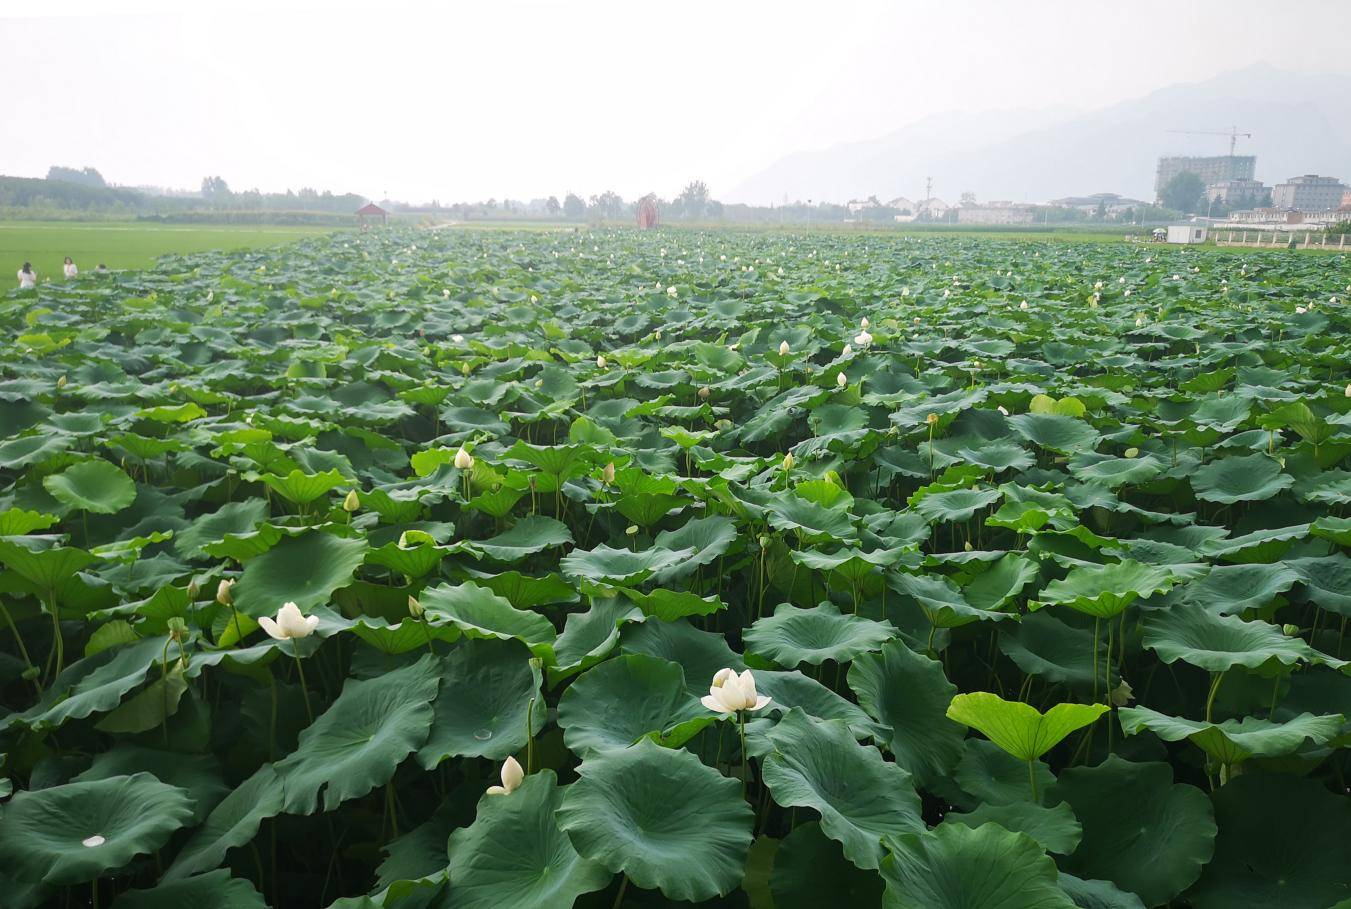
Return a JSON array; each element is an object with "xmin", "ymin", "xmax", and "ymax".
[{"xmin": 1215, "ymin": 230, "xmax": 1348, "ymax": 250}]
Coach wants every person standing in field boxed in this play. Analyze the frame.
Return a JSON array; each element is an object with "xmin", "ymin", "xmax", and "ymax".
[
  {"xmin": 63, "ymin": 256, "xmax": 78, "ymax": 278},
  {"xmin": 17, "ymin": 262, "xmax": 37, "ymax": 289}
]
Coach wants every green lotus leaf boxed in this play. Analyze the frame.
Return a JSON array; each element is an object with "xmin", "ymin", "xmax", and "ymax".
[
  {"xmin": 761, "ymin": 709, "xmax": 924, "ymax": 870},
  {"xmin": 1067, "ymin": 452, "xmax": 1165, "ymax": 488},
  {"xmin": 953, "ymin": 740, "xmax": 1054, "ymax": 808},
  {"xmin": 0, "ymin": 432, "xmax": 72, "ymax": 469},
  {"xmin": 1142, "ymin": 603, "xmax": 1337, "ymax": 672},
  {"xmin": 745, "ymin": 601, "xmax": 896, "ymax": 667},
  {"xmin": 107, "ymin": 868, "xmax": 267, "ymax": 909},
  {"xmin": 770, "ymin": 821, "xmax": 883, "ymax": 909},
  {"xmin": 259, "ymin": 467, "xmax": 349, "ymax": 506},
  {"xmin": 946, "ymin": 691, "xmax": 1108, "ymax": 763},
  {"xmin": 277, "ymin": 654, "xmax": 440, "ymax": 814},
  {"xmin": 1191, "ymin": 453, "xmax": 1293, "ymax": 504},
  {"xmin": 955, "ymin": 439, "xmax": 1035, "ymax": 473},
  {"xmin": 418, "ymin": 639, "xmax": 543, "ymax": 767},
  {"xmin": 0, "ymin": 507, "xmax": 58, "ymax": 535},
  {"xmin": 557, "ymin": 738, "xmax": 754, "ymax": 902},
  {"xmin": 559, "ymin": 543, "xmax": 693, "ymax": 585},
  {"xmin": 1118, "ymin": 705, "xmax": 1344, "ymax": 764},
  {"xmin": 553, "ymin": 598, "xmax": 641, "ymax": 675},
  {"xmin": 1186, "ymin": 773, "xmax": 1351, "ymax": 909},
  {"xmin": 650, "ymin": 515, "xmax": 738, "ymax": 583},
  {"xmin": 1007, "ymin": 412, "xmax": 1101, "ymax": 454},
  {"xmin": 1183, "ymin": 562, "xmax": 1302, "ymax": 615},
  {"xmin": 880, "ymin": 822, "xmax": 1076, "ymax": 909},
  {"xmin": 42, "ymin": 459, "xmax": 137, "ymax": 514},
  {"xmin": 558, "ymin": 653, "xmax": 704, "ymax": 756},
  {"xmin": 419, "ymin": 582, "xmax": 556, "ymax": 661},
  {"xmin": 472, "ymin": 571, "xmax": 578, "ymax": 609},
  {"xmin": 1285, "ymin": 553, "xmax": 1351, "ymax": 616},
  {"xmin": 847, "ymin": 639, "xmax": 964, "ymax": 787},
  {"xmin": 619, "ymin": 587, "xmax": 724, "ymax": 621},
  {"xmin": 1056, "ymin": 874, "xmax": 1147, "ymax": 909},
  {"xmin": 231, "ymin": 530, "xmax": 368, "ymax": 617},
  {"xmin": 4, "ymin": 637, "xmax": 163, "ymax": 732},
  {"xmin": 944, "ymin": 800, "xmax": 1082, "ymax": 855},
  {"xmin": 164, "ymin": 765, "xmax": 283, "ymax": 881},
  {"xmin": 374, "ymin": 803, "xmax": 456, "ymax": 891},
  {"xmin": 890, "ymin": 572, "xmax": 1015, "ymax": 628},
  {"xmin": 0, "ymin": 536, "xmax": 97, "ymax": 591},
  {"xmin": 912, "ymin": 487, "xmax": 1002, "ymax": 524},
  {"xmin": 0, "ymin": 773, "xmax": 194, "ymax": 885},
  {"xmin": 1035, "ymin": 559, "xmax": 1174, "ymax": 618},
  {"xmin": 471, "ymin": 515, "xmax": 573, "ymax": 562},
  {"xmin": 763, "ymin": 493, "xmax": 858, "ymax": 542},
  {"xmin": 999, "ymin": 610, "xmax": 1102, "ymax": 688},
  {"xmin": 364, "ymin": 539, "xmax": 447, "ymax": 578},
  {"xmin": 963, "ymin": 553, "xmax": 1040, "ymax": 611},
  {"xmin": 1051, "ymin": 756, "xmax": 1216, "ymax": 907},
  {"xmin": 446, "ymin": 770, "xmax": 611, "ymax": 909}
]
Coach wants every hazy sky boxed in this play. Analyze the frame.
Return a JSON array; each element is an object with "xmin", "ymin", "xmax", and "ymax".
[{"xmin": 4, "ymin": 0, "xmax": 1350, "ymax": 204}]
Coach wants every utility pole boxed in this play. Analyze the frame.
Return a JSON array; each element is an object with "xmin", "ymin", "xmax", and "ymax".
[{"xmin": 924, "ymin": 176, "xmax": 933, "ymax": 220}]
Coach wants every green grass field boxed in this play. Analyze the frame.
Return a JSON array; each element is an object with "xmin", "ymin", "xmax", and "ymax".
[{"xmin": 1, "ymin": 220, "xmax": 334, "ymax": 285}]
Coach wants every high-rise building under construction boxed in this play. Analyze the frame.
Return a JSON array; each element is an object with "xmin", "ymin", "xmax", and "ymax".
[{"xmin": 1155, "ymin": 155, "xmax": 1257, "ymax": 197}]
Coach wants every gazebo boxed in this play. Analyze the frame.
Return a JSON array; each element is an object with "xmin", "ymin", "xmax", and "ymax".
[{"xmin": 356, "ymin": 202, "xmax": 389, "ymax": 228}]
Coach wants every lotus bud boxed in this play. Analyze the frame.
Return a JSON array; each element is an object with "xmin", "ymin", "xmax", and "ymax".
[
  {"xmin": 216, "ymin": 579, "xmax": 235, "ymax": 606},
  {"xmin": 625, "ymin": 524, "xmax": 639, "ymax": 536},
  {"xmin": 854, "ymin": 330, "xmax": 873, "ymax": 347},
  {"xmin": 836, "ymin": 372, "xmax": 847, "ymax": 388},
  {"xmin": 1283, "ymin": 623, "xmax": 1300, "ymax": 637},
  {"xmin": 1109, "ymin": 679, "xmax": 1134, "ymax": 707},
  {"xmin": 778, "ymin": 340, "xmax": 790, "ymax": 356},
  {"xmin": 56, "ymin": 375, "xmax": 67, "ymax": 389},
  {"xmin": 601, "ymin": 462, "xmax": 616, "ymax": 485},
  {"xmin": 596, "ymin": 355, "xmax": 606, "ymax": 368},
  {"xmin": 698, "ymin": 386, "xmax": 710, "ymax": 400},
  {"xmin": 1019, "ymin": 301, "xmax": 1028, "ymax": 310},
  {"xmin": 258, "ymin": 601, "xmax": 319, "ymax": 641},
  {"xmin": 913, "ymin": 316, "xmax": 921, "ymax": 324},
  {"xmin": 187, "ymin": 578, "xmax": 200, "ymax": 598},
  {"xmin": 781, "ymin": 452, "xmax": 794, "ymax": 471},
  {"xmin": 487, "ymin": 756, "xmax": 525, "ymax": 795},
  {"xmin": 963, "ymin": 541, "xmax": 973, "ymax": 552},
  {"xmin": 701, "ymin": 668, "xmax": 772, "ymax": 714},
  {"xmin": 926, "ymin": 413, "xmax": 939, "ymax": 426},
  {"xmin": 454, "ymin": 447, "xmax": 474, "ymax": 470},
  {"xmin": 167, "ymin": 616, "xmax": 188, "ymax": 643},
  {"xmin": 1124, "ymin": 447, "xmax": 1139, "ymax": 458},
  {"xmin": 1344, "ymin": 384, "xmax": 1351, "ymax": 398},
  {"xmin": 342, "ymin": 489, "xmax": 360, "ymax": 512},
  {"xmin": 842, "ymin": 343, "xmax": 853, "ymax": 357},
  {"xmin": 408, "ymin": 595, "xmax": 425, "ymax": 619},
  {"xmin": 860, "ymin": 316, "xmax": 870, "ymax": 329},
  {"xmin": 1295, "ymin": 306, "xmax": 1307, "ymax": 315}
]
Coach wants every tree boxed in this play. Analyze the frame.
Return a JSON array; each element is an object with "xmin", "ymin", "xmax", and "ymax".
[
  {"xmin": 200, "ymin": 176, "xmax": 231, "ymax": 200},
  {"xmin": 960, "ymin": 191, "xmax": 977, "ymax": 208},
  {"xmin": 676, "ymin": 180, "xmax": 710, "ymax": 220},
  {"xmin": 563, "ymin": 193, "xmax": 586, "ymax": 220},
  {"xmin": 1160, "ymin": 171, "xmax": 1204, "ymax": 214},
  {"xmin": 47, "ymin": 166, "xmax": 106, "ymax": 188},
  {"xmin": 589, "ymin": 191, "xmax": 625, "ymax": 221},
  {"xmin": 546, "ymin": 196, "xmax": 561, "ymax": 217}
]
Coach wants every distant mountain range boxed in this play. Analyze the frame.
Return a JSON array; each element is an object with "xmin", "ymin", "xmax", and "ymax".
[{"xmin": 727, "ymin": 64, "xmax": 1351, "ymax": 205}]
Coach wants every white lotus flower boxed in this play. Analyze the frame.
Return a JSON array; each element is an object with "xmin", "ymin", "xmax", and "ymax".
[
  {"xmin": 216, "ymin": 579, "xmax": 234, "ymax": 606},
  {"xmin": 836, "ymin": 372, "xmax": 847, "ymax": 388},
  {"xmin": 408, "ymin": 595, "xmax": 424, "ymax": 619},
  {"xmin": 259, "ymin": 602, "xmax": 319, "ymax": 641},
  {"xmin": 666, "ymin": 285, "xmax": 678, "ymax": 297},
  {"xmin": 596, "ymin": 355, "xmax": 607, "ymax": 368},
  {"xmin": 854, "ymin": 330, "xmax": 873, "ymax": 346},
  {"xmin": 778, "ymin": 340, "xmax": 790, "ymax": 356},
  {"xmin": 860, "ymin": 316, "xmax": 870, "ymax": 329},
  {"xmin": 701, "ymin": 668, "xmax": 771, "ymax": 714},
  {"xmin": 454, "ymin": 447, "xmax": 474, "ymax": 470},
  {"xmin": 842, "ymin": 343, "xmax": 853, "ymax": 357},
  {"xmin": 452, "ymin": 334, "xmax": 464, "ymax": 343},
  {"xmin": 1295, "ymin": 306, "xmax": 1307, "ymax": 314},
  {"xmin": 1344, "ymin": 384, "xmax": 1351, "ymax": 397},
  {"xmin": 486, "ymin": 756, "xmax": 524, "ymax": 795},
  {"xmin": 781, "ymin": 452, "xmax": 794, "ymax": 470},
  {"xmin": 601, "ymin": 462, "xmax": 616, "ymax": 485},
  {"xmin": 1019, "ymin": 301, "xmax": 1028, "ymax": 310}
]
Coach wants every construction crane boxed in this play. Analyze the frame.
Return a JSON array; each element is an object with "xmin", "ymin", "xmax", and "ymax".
[{"xmin": 1165, "ymin": 126, "xmax": 1252, "ymax": 157}]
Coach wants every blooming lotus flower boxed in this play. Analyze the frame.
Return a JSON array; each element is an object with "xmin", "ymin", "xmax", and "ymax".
[
  {"xmin": 1295, "ymin": 306, "xmax": 1307, "ymax": 314},
  {"xmin": 454, "ymin": 447, "xmax": 474, "ymax": 470},
  {"xmin": 836, "ymin": 372, "xmax": 847, "ymax": 388},
  {"xmin": 702, "ymin": 668, "xmax": 771, "ymax": 714},
  {"xmin": 452, "ymin": 334, "xmax": 464, "ymax": 343},
  {"xmin": 778, "ymin": 340, "xmax": 790, "ymax": 356},
  {"xmin": 216, "ymin": 579, "xmax": 235, "ymax": 606},
  {"xmin": 486, "ymin": 756, "xmax": 524, "ymax": 795},
  {"xmin": 854, "ymin": 330, "xmax": 873, "ymax": 346},
  {"xmin": 342, "ymin": 489, "xmax": 360, "ymax": 512},
  {"xmin": 259, "ymin": 601, "xmax": 319, "ymax": 641}
]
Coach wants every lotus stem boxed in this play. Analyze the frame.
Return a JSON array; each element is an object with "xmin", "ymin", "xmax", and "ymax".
[
  {"xmin": 612, "ymin": 875, "xmax": 629, "ymax": 909},
  {"xmin": 45, "ymin": 590, "xmax": 64, "ymax": 684},
  {"xmin": 526, "ymin": 697, "xmax": 537, "ymax": 774},
  {"xmin": 739, "ymin": 711, "xmax": 749, "ymax": 801},
  {"xmin": 1027, "ymin": 759, "xmax": 1039, "ymax": 803},
  {"xmin": 0, "ymin": 597, "xmax": 40, "ymax": 693},
  {"xmin": 1204, "ymin": 670, "xmax": 1226, "ymax": 724},
  {"xmin": 292, "ymin": 642, "xmax": 314, "ymax": 724}
]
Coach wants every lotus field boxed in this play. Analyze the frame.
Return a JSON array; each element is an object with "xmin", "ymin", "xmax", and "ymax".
[{"xmin": 4, "ymin": 228, "xmax": 1351, "ymax": 909}]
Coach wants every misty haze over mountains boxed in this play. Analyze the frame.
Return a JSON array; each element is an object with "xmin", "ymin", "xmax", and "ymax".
[{"xmin": 728, "ymin": 64, "xmax": 1351, "ymax": 205}]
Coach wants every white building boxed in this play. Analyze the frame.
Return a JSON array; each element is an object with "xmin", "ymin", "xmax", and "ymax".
[
  {"xmin": 1271, "ymin": 175, "xmax": 1346, "ymax": 211},
  {"xmin": 1166, "ymin": 225, "xmax": 1208, "ymax": 244},
  {"xmin": 957, "ymin": 204, "xmax": 1036, "ymax": 225}
]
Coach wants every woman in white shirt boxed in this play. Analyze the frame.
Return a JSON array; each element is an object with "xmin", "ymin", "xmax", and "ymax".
[
  {"xmin": 17, "ymin": 262, "xmax": 37, "ymax": 289},
  {"xmin": 63, "ymin": 257, "xmax": 78, "ymax": 278}
]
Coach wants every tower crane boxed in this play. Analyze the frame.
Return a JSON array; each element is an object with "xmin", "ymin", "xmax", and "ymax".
[{"xmin": 1165, "ymin": 126, "xmax": 1252, "ymax": 157}]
